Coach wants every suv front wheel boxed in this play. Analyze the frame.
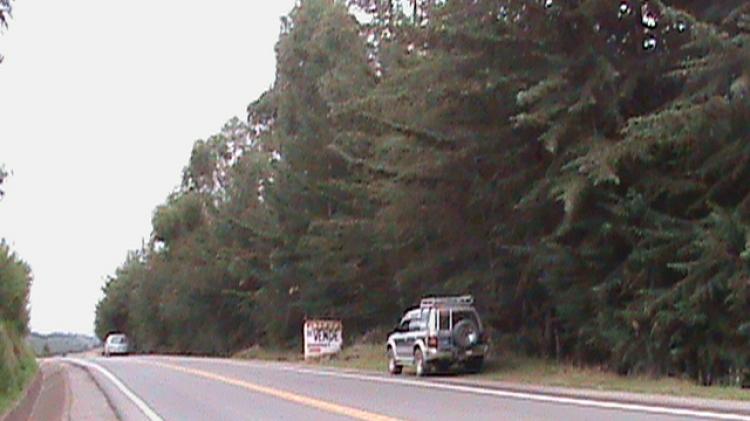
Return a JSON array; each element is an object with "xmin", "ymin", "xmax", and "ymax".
[
  {"xmin": 387, "ymin": 347, "xmax": 402, "ymax": 375},
  {"xmin": 414, "ymin": 349, "xmax": 427, "ymax": 377}
]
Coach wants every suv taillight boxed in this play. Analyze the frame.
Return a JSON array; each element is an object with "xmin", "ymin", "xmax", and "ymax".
[{"xmin": 427, "ymin": 336, "xmax": 438, "ymax": 349}]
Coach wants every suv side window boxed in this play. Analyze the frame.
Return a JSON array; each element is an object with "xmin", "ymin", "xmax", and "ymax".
[
  {"xmin": 398, "ymin": 317, "xmax": 410, "ymax": 332},
  {"xmin": 405, "ymin": 309, "xmax": 426, "ymax": 331},
  {"xmin": 408, "ymin": 318, "xmax": 424, "ymax": 331},
  {"xmin": 439, "ymin": 309, "xmax": 450, "ymax": 331}
]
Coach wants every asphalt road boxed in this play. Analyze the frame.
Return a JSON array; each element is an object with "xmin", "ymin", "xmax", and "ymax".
[{"xmin": 63, "ymin": 356, "xmax": 748, "ymax": 421}]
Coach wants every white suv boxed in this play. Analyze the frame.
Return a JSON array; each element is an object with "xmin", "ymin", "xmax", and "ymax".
[
  {"xmin": 386, "ymin": 295, "xmax": 486, "ymax": 376},
  {"xmin": 103, "ymin": 333, "xmax": 129, "ymax": 357}
]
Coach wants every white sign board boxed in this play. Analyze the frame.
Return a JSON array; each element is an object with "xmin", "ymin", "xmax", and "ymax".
[{"xmin": 303, "ymin": 320, "xmax": 342, "ymax": 359}]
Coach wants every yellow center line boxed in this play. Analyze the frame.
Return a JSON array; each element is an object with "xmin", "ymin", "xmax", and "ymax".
[{"xmin": 136, "ymin": 359, "xmax": 404, "ymax": 421}]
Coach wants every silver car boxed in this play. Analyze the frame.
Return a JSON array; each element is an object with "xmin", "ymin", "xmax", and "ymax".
[
  {"xmin": 103, "ymin": 333, "xmax": 129, "ymax": 356},
  {"xmin": 386, "ymin": 295, "xmax": 486, "ymax": 376}
]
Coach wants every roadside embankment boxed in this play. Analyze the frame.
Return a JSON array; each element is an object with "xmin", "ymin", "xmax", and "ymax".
[
  {"xmin": 0, "ymin": 366, "xmax": 41, "ymax": 421},
  {"xmin": 0, "ymin": 322, "xmax": 37, "ymax": 417}
]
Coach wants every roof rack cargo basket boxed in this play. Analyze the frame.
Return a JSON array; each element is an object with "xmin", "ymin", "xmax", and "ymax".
[{"xmin": 420, "ymin": 295, "xmax": 474, "ymax": 308}]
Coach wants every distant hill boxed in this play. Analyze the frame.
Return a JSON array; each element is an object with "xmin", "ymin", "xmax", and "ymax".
[{"xmin": 28, "ymin": 332, "xmax": 101, "ymax": 357}]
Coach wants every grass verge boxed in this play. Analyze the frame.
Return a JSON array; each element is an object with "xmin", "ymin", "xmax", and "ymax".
[
  {"xmin": 234, "ymin": 344, "xmax": 750, "ymax": 402},
  {"xmin": 479, "ymin": 353, "xmax": 750, "ymax": 401},
  {"xmin": 0, "ymin": 321, "xmax": 39, "ymax": 417},
  {"xmin": 0, "ymin": 352, "xmax": 37, "ymax": 416}
]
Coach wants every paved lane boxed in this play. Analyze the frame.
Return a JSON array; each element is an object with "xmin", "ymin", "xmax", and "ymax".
[{"xmin": 82, "ymin": 356, "xmax": 746, "ymax": 421}]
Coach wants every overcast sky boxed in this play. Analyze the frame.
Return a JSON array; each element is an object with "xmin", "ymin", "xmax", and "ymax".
[{"xmin": 0, "ymin": 0, "xmax": 296, "ymax": 335}]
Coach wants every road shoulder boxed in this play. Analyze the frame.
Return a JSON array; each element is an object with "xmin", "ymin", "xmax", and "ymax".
[
  {"xmin": 232, "ymin": 357, "xmax": 750, "ymax": 419},
  {"xmin": 435, "ymin": 374, "xmax": 750, "ymax": 418},
  {"xmin": 65, "ymin": 361, "xmax": 121, "ymax": 420},
  {"xmin": 2, "ymin": 360, "xmax": 119, "ymax": 421}
]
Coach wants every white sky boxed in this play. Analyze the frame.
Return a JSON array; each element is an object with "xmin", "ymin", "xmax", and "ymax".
[{"xmin": 0, "ymin": 0, "xmax": 296, "ymax": 335}]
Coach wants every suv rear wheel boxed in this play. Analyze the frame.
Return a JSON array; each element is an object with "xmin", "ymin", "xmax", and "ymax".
[{"xmin": 387, "ymin": 347, "xmax": 402, "ymax": 375}]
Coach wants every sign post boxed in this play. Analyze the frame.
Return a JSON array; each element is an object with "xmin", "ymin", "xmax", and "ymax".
[{"xmin": 303, "ymin": 319, "xmax": 343, "ymax": 360}]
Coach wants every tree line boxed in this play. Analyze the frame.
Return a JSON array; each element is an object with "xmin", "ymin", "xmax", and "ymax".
[{"xmin": 95, "ymin": 0, "xmax": 750, "ymax": 386}]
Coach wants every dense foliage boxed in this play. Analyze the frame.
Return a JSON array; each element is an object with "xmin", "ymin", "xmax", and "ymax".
[
  {"xmin": 96, "ymin": 0, "xmax": 750, "ymax": 385},
  {"xmin": 0, "ymin": 241, "xmax": 35, "ymax": 400}
]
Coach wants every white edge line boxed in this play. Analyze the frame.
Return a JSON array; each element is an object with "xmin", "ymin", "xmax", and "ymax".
[
  {"xmin": 288, "ymin": 367, "xmax": 750, "ymax": 420},
  {"xmin": 65, "ymin": 358, "xmax": 164, "ymax": 421},
  {"xmin": 171, "ymin": 357, "xmax": 750, "ymax": 421},
  {"xmin": 284, "ymin": 366, "xmax": 750, "ymax": 421}
]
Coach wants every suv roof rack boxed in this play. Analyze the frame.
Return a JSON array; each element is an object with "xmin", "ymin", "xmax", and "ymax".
[{"xmin": 420, "ymin": 295, "xmax": 474, "ymax": 308}]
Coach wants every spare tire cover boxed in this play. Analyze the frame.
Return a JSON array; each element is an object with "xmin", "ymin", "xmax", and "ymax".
[{"xmin": 452, "ymin": 319, "xmax": 479, "ymax": 349}]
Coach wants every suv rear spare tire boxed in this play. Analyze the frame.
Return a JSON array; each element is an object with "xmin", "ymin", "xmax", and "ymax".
[{"xmin": 452, "ymin": 319, "xmax": 479, "ymax": 349}]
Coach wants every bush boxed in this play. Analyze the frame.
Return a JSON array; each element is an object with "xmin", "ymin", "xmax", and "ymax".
[
  {"xmin": 0, "ymin": 242, "xmax": 36, "ymax": 409},
  {"xmin": 0, "ymin": 321, "xmax": 35, "ymax": 399}
]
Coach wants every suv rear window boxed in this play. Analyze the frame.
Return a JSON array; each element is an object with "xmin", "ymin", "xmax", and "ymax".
[{"xmin": 451, "ymin": 310, "xmax": 479, "ymax": 328}]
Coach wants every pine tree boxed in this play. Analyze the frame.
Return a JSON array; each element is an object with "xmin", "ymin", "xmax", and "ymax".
[{"xmin": 503, "ymin": 0, "xmax": 750, "ymax": 379}]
